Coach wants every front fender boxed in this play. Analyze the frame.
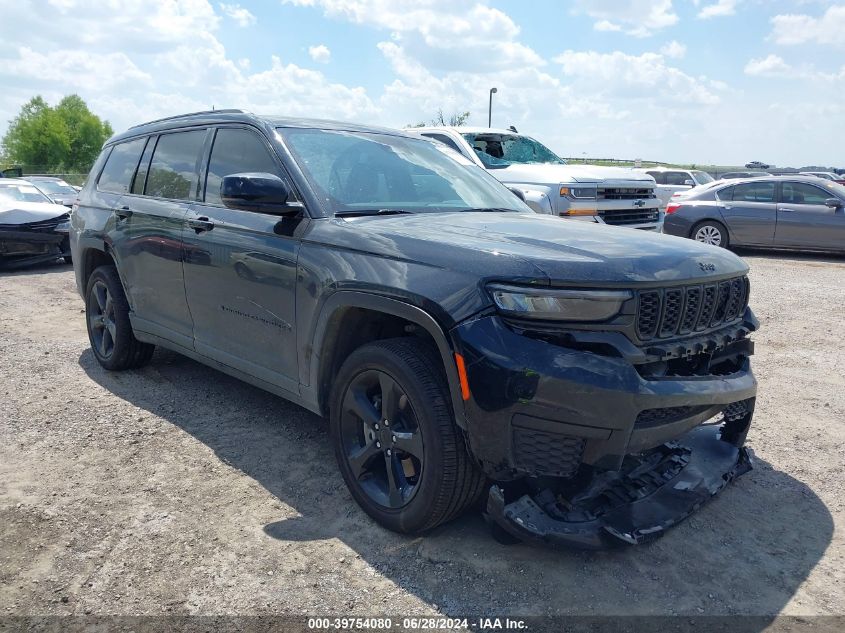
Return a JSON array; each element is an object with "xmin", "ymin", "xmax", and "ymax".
[
  {"xmin": 508, "ymin": 184, "xmax": 555, "ymax": 215},
  {"xmin": 301, "ymin": 291, "xmax": 469, "ymax": 428}
]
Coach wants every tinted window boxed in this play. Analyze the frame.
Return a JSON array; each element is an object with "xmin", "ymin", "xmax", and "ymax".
[
  {"xmin": 98, "ymin": 138, "xmax": 146, "ymax": 194},
  {"xmin": 131, "ymin": 137, "xmax": 154, "ymax": 195},
  {"xmin": 646, "ymin": 171, "xmax": 664, "ymax": 184},
  {"xmin": 280, "ymin": 128, "xmax": 531, "ymax": 215},
  {"xmin": 204, "ymin": 128, "xmax": 281, "ymax": 205},
  {"xmin": 145, "ymin": 130, "xmax": 206, "ymax": 200},
  {"xmin": 781, "ymin": 182, "xmax": 832, "ymax": 205},
  {"xmin": 665, "ymin": 172, "xmax": 691, "ymax": 186},
  {"xmin": 731, "ymin": 182, "xmax": 776, "ymax": 203},
  {"xmin": 422, "ymin": 133, "xmax": 464, "ymax": 155}
]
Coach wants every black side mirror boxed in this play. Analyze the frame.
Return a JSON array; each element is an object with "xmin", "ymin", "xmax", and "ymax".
[
  {"xmin": 825, "ymin": 198, "xmax": 842, "ymax": 209},
  {"xmin": 220, "ymin": 172, "xmax": 302, "ymax": 215},
  {"xmin": 509, "ymin": 187, "xmax": 526, "ymax": 202}
]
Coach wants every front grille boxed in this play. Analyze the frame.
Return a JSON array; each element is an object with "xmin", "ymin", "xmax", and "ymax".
[
  {"xmin": 0, "ymin": 213, "xmax": 69, "ymax": 232},
  {"xmin": 635, "ymin": 406, "xmax": 709, "ymax": 428},
  {"xmin": 512, "ymin": 426, "xmax": 584, "ymax": 478},
  {"xmin": 597, "ymin": 187, "xmax": 656, "ymax": 200},
  {"xmin": 598, "ymin": 208, "xmax": 660, "ymax": 225},
  {"xmin": 636, "ymin": 275, "xmax": 750, "ymax": 341}
]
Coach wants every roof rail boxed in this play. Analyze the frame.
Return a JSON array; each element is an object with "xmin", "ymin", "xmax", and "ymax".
[{"xmin": 129, "ymin": 109, "xmax": 247, "ymax": 129}]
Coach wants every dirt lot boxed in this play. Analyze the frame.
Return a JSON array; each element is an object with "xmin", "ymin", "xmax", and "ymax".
[{"xmin": 1, "ymin": 252, "xmax": 844, "ymax": 624}]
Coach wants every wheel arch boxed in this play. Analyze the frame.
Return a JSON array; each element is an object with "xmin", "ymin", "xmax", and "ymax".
[{"xmin": 305, "ymin": 292, "xmax": 467, "ymax": 428}]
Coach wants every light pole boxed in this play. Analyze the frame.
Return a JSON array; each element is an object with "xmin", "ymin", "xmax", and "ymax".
[{"xmin": 488, "ymin": 87, "xmax": 497, "ymax": 128}]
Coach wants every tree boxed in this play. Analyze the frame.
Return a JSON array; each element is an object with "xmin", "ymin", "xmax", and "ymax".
[
  {"xmin": 408, "ymin": 109, "xmax": 471, "ymax": 128},
  {"xmin": 1, "ymin": 95, "xmax": 113, "ymax": 172}
]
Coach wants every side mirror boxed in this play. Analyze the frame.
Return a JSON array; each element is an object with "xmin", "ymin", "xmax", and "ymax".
[
  {"xmin": 683, "ymin": 179, "xmax": 695, "ymax": 187},
  {"xmin": 220, "ymin": 172, "xmax": 302, "ymax": 215},
  {"xmin": 509, "ymin": 187, "xmax": 526, "ymax": 202},
  {"xmin": 825, "ymin": 198, "xmax": 842, "ymax": 209}
]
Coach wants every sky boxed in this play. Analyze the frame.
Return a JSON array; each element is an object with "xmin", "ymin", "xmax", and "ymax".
[{"xmin": 0, "ymin": 0, "xmax": 842, "ymax": 167}]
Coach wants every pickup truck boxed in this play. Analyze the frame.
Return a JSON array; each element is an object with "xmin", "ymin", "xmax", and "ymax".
[
  {"xmin": 413, "ymin": 127, "xmax": 662, "ymax": 231},
  {"xmin": 641, "ymin": 167, "xmax": 716, "ymax": 210}
]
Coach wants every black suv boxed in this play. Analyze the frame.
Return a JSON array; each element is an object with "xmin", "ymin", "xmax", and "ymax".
[{"xmin": 71, "ymin": 110, "xmax": 758, "ymax": 548}]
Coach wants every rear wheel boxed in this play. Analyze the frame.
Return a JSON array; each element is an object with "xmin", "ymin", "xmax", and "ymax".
[
  {"xmin": 692, "ymin": 220, "xmax": 729, "ymax": 248},
  {"xmin": 85, "ymin": 265, "xmax": 155, "ymax": 370},
  {"xmin": 330, "ymin": 338, "xmax": 486, "ymax": 533}
]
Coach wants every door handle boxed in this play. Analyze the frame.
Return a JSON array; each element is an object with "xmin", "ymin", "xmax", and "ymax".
[
  {"xmin": 186, "ymin": 217, "xmax": 214, "ymax": 233},
  {"xmin": 115, "ymin": 206, "xmax": 132, "ymax": 220},
  {"xmin": 780, "ymin": 208, "xmax": 795, "ymax": 213}
]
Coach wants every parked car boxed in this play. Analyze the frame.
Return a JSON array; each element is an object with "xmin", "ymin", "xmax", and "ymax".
[
  {"xmin": 0, "ymin": 178, "xmax": 71, "ymax": 268},
  {"xmin": 800, "ymin": 171, "xmax": 845, "ymax": 185},
  {"xmin": 745, "ymin": 161, "xmax": 770, "ymax": 169},
  {"xmin": 664, "ymin": 175, "xmax": 845, "ymax": 252},
  {"xmin": 22, "ymin": 176, "xmax": 79, "ymax": 207},
  {"xmin": 411, "ymin": 126, "xmax": 662, "ymax": 231},
  {"xmin": 641, "ymin": 167, "xmax": 715, "ymax": 210},
  {"xmin": 71, "ymin": 110, "xmax": 758, "ymax": 548},
  {"xmin": 719, "ymin": 171, "xmax": 771, "ymax": 180}
]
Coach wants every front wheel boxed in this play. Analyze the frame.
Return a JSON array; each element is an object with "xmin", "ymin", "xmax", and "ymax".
[
  {"xmin": 692, "ymin": 220, "xmax": 729, "ymax": 248},
  {"xmin": 330, "ymin": 338, "xmax": 486, "ymax": 534},
  {"xmin": 85, "ymin": 265, "xmax": 155, "ymax": 370}
]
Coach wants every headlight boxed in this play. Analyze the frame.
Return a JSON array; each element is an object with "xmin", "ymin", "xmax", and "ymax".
[
  {"xmin": 489, "ymin": 285, "xmax": 631, "ymax": 321},
  {"xmin": 560, "ymin": 186, "xmax": 597, "ymax": 199}
]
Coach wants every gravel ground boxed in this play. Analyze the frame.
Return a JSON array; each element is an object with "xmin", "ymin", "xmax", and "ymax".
[{"xmin": 0, "ymin": 251, "xmax": 843, "ymax": 623}]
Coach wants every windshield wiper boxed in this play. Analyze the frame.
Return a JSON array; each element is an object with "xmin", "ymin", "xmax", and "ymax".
[{"xmin": 335, "ymin": 209, "xmax": 413, "ymax": 218}]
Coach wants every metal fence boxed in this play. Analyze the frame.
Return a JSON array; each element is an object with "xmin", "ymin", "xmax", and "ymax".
[{"xmin": 1, "ymin": 165, "xmax": 91, "ymax": 186}]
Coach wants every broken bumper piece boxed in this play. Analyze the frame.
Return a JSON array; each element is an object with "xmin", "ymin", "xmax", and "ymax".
[{"xmin": 485, "ymin": 425, "xmax": 753, "ymax": 550}]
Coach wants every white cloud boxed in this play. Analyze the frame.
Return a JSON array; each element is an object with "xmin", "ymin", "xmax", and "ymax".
[
  {"xmin": 553, "ymin": 49, "xmax": 720, "ymax": 105},
  {"xmin": 283, "ymin": 0, "xmax": 543, "ymax": 71},
  {"xmin": 574, "ymin": 0, "xmax": 678, "ymax": 37},
  {"xmin": 219, "ymin": 3, "xmax": 256, "ymax": 27},
  {"xmin": 308, "ymin": 44, "xmax": 331, "ymax": 63},
  {"xmin": 697, "ymin": 0, "xmax": 738, "ymax": 19},
  {"xmin": 744, "ymin": 54, "xmax": 793, "ymax": 77},
  {"xmin": 769, "ymin": 5, "xmax": 845, "ymax": 47},
  {"xmin": 660, "ymin": 40, "xmax": 687, "ymax": 59}
]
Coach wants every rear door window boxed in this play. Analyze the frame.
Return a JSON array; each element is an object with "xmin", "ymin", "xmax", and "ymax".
[
  {"xmin": 97, "ymin": 138, "xmax": 146, "ymax": 194},
  {"xmin": 203, "ymin": 128, "xmax": 285, "ymax": 206},
  {"xmin": 145, "ymin": 130, "xmax": 206, "ymax": 200},
  {"xmin": 730, "ymin": 182, "xmax": 776, "ymax": 203},
  {"xmin": 646, "ymin": 171, "xmax": 665, "ymax": 184}
]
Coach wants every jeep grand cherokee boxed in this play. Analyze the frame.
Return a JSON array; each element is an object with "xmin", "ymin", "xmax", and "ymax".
[{"xmin": 71, "ymin": 110, "xmax": 758, "ymax": 548}]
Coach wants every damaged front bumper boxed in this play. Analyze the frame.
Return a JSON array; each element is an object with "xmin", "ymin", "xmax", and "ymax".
[
  {"xmin": 0, "ymin": 216, "xmax": 70, "ymax": 269},
  {"xmin": 485, "ymin": 411, "xmax": 754, "ymax": 549}
]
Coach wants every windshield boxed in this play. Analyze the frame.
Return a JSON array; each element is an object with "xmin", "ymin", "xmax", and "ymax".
[
  {"xmin": 819, "ymin": 180, "xmax": 845, "ymax": 197},
  {"xmin": 460, "ymin": 133, "xmax": 566, "ymax": 168},
  {"xmin": 692, "ymin": 171, "xmax": 715, "ymax": 184},
  {"xmin": 0, "ymin": 183, "xmax": 54, "ymax": 204},
  {"xmin": 279, "ymin": 128, "xmax": 532, "ymax": 215},
  {"xmin": 30, "ymin": 179, "xmax": 76, "ymax": 195}
]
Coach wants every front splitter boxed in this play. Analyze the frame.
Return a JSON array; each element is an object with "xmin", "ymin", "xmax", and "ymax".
[{"xmin": 485, "ymin": 425, "xmax": 752, "ymax": 550}]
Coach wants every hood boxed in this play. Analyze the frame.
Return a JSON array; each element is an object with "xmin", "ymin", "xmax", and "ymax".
[
  {"xmin": 491, "ymin": 163, "xmax": 656, "ymax": 186},
  {"xmin": 337, "ymin": 212, "xmax": 747, "ymax": 285},
  {"xmin": 0, "ymin": 200, "xmax": 69, "ymax": 225}
]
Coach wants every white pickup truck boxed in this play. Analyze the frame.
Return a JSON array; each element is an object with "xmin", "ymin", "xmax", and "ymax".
[
  {"xmin": 413, "ymin": 127, "xmax": 662, "ymax": 232},
  {"xmin": 640, "ymin": 167, "xmax": 716, "ymax": 210}
]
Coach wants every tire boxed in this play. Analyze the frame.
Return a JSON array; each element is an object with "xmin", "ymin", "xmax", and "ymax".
[
  {"xmin": 85, "ymin": 264, "xmax": 155, "ymax": 370},
  {"xmin": 330, "ymin": 337, "xmax": 486, "ymax": 534},
  {"xmin": 691, "ymin": 220, "xmax": 729, "ymax": 248}
]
